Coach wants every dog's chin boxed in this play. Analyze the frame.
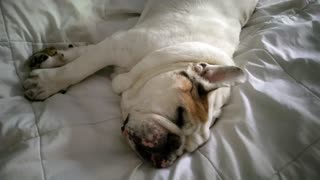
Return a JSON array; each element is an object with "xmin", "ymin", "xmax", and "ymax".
[
  {"xmin": 122, "ymin": 125, "xmax": 182, "ymax": 168},
  {"xmin": 121, "ymin": 113, "xmax": 185, "ymax": 168},
  {"xmin": 126, "ymin": 137, "xmax": 179, "ymax": 168}
]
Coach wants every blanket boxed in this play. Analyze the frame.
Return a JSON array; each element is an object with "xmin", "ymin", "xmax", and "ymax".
[{"xmin": 0, "ymin": 0, "xmax": 319, "ymax": 179}]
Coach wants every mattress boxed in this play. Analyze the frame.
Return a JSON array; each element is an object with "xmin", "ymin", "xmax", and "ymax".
[{"xmin": 0, "ymin": 0, "xmax": 319, "ymax": 179}]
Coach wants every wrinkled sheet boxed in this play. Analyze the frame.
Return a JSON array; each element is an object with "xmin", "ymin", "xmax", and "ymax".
[{"xmin": 0, "ymin": 0, "xmax": 319, "ymax": 179}]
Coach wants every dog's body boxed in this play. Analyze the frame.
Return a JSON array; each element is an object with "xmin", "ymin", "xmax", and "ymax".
[{"xmin": 24, "ymin": 0, "xmax": 257, "ymax": 168}]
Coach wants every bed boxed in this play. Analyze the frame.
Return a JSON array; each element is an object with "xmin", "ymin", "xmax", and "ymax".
[{"xmin": 0, "ymin": 0, "xmax": 319, "ymax": 179}]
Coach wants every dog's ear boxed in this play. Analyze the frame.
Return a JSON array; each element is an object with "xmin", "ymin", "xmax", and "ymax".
[{"xmin": 191, "ymin": 63, "xmax": 246, "ymax": 90}]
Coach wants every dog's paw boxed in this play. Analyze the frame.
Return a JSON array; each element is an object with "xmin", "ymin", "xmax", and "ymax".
[
  {"xmin": 23, "ymin": 69, "xmax": 67, "ymax": 100},
  {"xmin": 28, "ymin": 47, "xmax": 67, "ymax": 70},
  {"xmin": 29, "ymin": 53, "xmax": 49, "ymax": 69}
]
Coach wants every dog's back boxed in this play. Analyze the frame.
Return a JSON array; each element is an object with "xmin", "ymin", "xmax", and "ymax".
[{"xmin": 134, "ymin": 0, "xmax": 258, "ymax": 56}]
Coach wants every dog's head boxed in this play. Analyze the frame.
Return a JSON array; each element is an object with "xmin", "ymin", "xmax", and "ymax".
[{"xmin": 121, "ymin": 62, "xmax": 245, "ymax": 168}]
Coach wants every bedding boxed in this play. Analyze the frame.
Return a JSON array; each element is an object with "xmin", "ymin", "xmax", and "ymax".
[{"xmin": 0, "ymin": 0, "xmax": 319, "ymax": 179}]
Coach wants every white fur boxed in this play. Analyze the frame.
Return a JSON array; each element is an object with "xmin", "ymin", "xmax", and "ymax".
[{"xmin": 24, "ymin": 0, "xmax": 258, "ymax": 160}]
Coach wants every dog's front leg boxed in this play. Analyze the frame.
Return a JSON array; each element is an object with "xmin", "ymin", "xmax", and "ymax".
[{"xmin": 23, "ymin": 38, "xmax": 122, "ymax": 100}]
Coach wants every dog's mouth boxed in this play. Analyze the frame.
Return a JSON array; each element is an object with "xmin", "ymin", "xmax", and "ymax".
[
  {"xmin": 121, "ymin": 123, "xmax": 182, "ymax": 168},
  {"xmin": 134, "ymin": 142, "xmax": 177, "ymax": 168},
  {"xmin": 120, "ymin": 113, "xmax": 185, "ymax": 168}
]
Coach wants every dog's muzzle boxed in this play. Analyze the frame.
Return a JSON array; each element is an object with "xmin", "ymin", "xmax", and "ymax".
[{"xmin": 121, "ymin": 113, "xmax": 183, "ymax": 168}]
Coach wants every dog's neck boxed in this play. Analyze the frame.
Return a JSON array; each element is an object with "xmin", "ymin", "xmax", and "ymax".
[
  {"xmin": 112, "ymin": 42, "xmax": 234, "ymax": 94},
  {"xmin": 118, "ymin": 62, "xmax": 189, "ymax": 119}
]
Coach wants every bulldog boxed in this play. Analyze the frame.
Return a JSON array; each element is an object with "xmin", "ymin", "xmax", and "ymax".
[{"xmin": 24, "ymin": 0, "xmax": 258, "ymax": 168}]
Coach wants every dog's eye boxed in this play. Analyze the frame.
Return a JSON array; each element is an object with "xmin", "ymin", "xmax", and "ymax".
[{"xmin": 175, "ymin": 106, "xmax": 185, "ymax": 128}]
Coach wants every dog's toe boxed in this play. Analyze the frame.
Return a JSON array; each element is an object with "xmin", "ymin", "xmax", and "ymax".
[
  {"xmin": 25, "ymin": 89, "xmax": 37, "ymax": 100},
  {"xmin": 23, "ymin": 78, "xmax": 37, "ymax": 89},
  {"xmin": 24, "ymin": 82, "xmax": 48, "ymax": 101},
  {"xmin": 23, "ymin": 70, "xmax": 47, "ymax": 100},
  {"xmin": 23, "ymin": 69, "xmax": 70, "ymax": 101}
]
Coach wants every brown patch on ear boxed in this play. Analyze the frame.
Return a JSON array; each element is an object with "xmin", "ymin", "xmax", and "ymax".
[{"xmin": 176, "ymin": 75, "xmax": 208, "ymax": 123}]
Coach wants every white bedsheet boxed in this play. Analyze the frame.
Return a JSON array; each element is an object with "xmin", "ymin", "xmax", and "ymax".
[{"xmin": 0, "ymin": 0, "xmax": 319, "ymax": 180}]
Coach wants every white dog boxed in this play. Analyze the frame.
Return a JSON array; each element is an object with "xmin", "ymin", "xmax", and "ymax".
[{"xmin": 24, "ymin": 0, "xmax": 257, "ymax": 168}]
